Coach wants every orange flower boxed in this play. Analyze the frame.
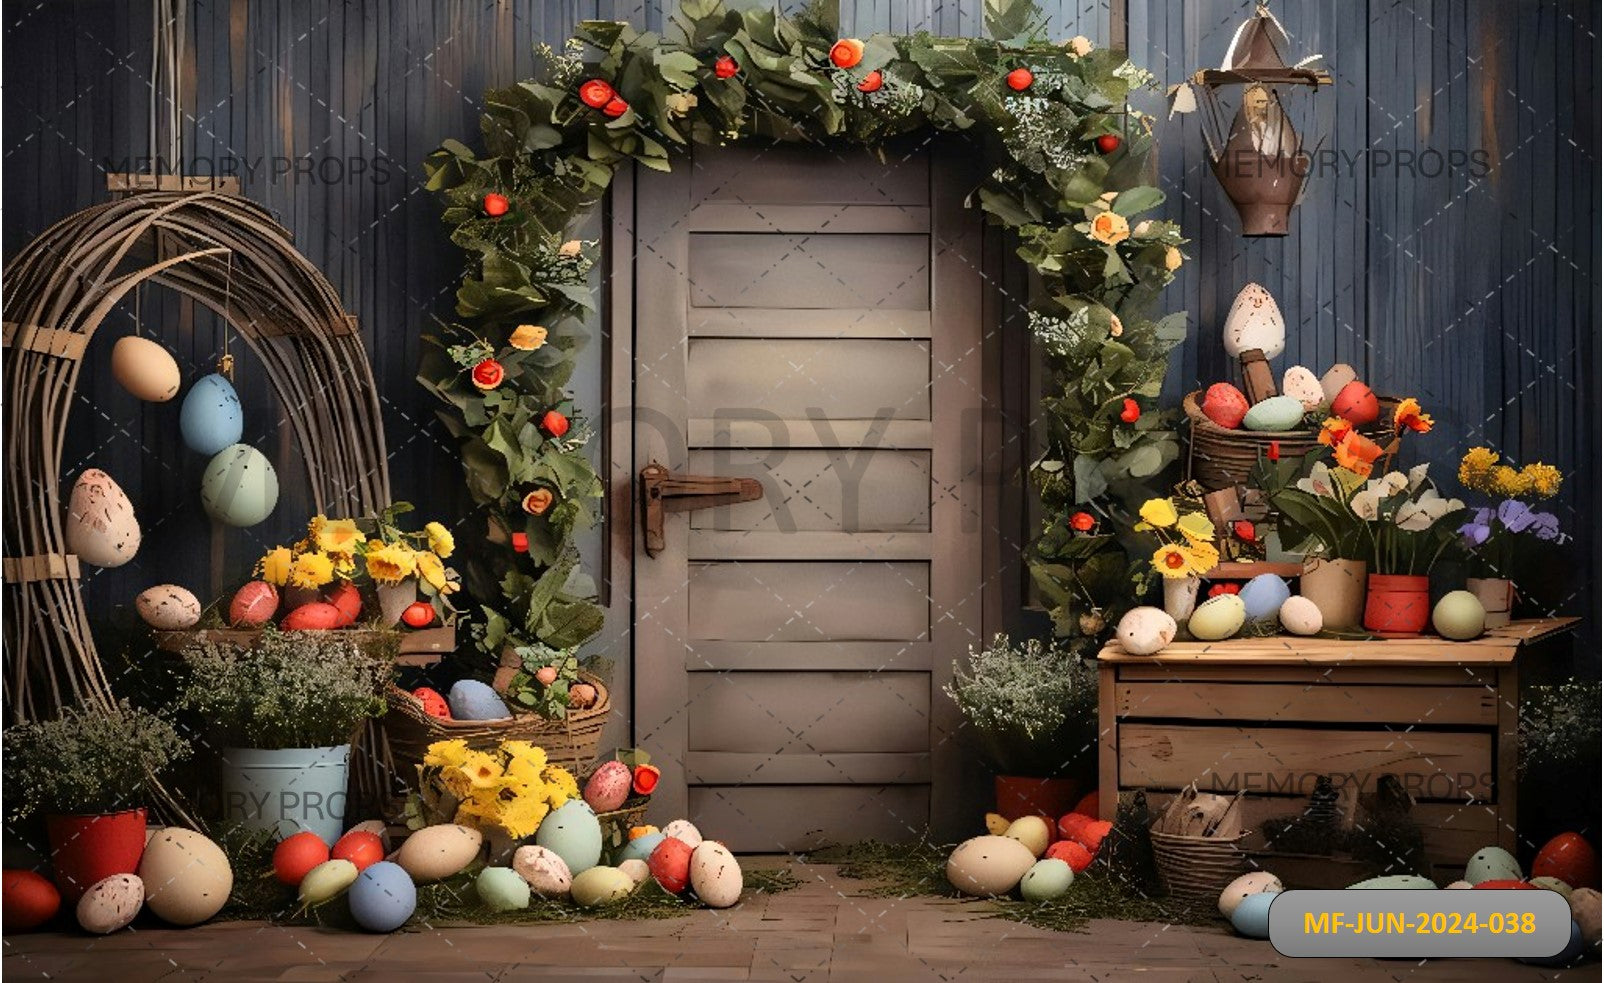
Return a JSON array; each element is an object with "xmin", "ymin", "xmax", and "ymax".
[
  {"xmin": 1393, "ymin": 397, "xmax": 1434, "ymax": 434},
  {"xmin": 1334, "ymin": 431, "xmax": 1384, "ymax": 478},
  {"xmin": 1317, "ymin": 416, "xmax": 1353, "ymax": 448},
  {"xmin": 522, "ymin": 488, "xmax": 554, "ymax": 515},
  {"xmin": 1089, "ymin": 211, "xmax": 1130, "ymax": 245},
  {"xmin": 829, "ymin": 39, "xmax": 864, "ymax": 69},
  {"xmin": 509, "ymin": 324, "xmax": 547, "ymax": 351}
]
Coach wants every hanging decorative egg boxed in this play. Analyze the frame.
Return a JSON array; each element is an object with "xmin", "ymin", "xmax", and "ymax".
[
  {"xmin": 1222, "ymin": 283, "xmax": 1286, "ymax": 359},
  {"xmin": 200, "ymin": 444, "xmax": 279, "ymax": 527},
  {"xmin": 178, "ymin": 373, "xmax": 244, "ymax": 455},
  {"xmin": 111, "ymin": 336, "xmax": 181, "ymax": 402},
  {"xmin": 66, "ymin": 469, "xmax": 141, "ymax": 567}
]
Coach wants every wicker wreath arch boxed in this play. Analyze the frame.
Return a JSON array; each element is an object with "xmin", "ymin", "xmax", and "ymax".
[{"xmin": 3, "ymin": 190, "xmax": 391, "ymax": 722}]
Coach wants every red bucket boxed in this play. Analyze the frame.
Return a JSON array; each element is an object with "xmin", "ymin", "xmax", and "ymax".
[
  {"xmin": 1363, "ymin": 574, "xmax": 1431, "ymax": 634},
  {"xmin": 993, "ymin": 775, "xmax": 1080, "ymax": 824},
  {"xmin": 45, "ymin": 807, "xmax": 147, "ymax": 902}
]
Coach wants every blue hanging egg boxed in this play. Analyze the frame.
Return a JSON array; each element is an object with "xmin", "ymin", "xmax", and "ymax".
[{"xmin": 179, "ymin": 373, "xmax": 244, "ymax": 456}]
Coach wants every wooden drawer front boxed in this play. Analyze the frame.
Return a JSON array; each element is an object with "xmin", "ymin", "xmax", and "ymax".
[
  {"xmin": 1118, "ymin": 724, "xmax": 1494, "ymax": 801},
  {"xmin": 1115, "ymin": 664, "xmax": 1495, "ymax": 688},
  {"xmin": 1116, "ymin": 682, "xmax": 1497, "ymax": 727}
]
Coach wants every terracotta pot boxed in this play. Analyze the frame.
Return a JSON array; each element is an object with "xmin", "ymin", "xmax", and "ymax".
[
  {"xmin": 1162, "ymin": 576, "xmax": 1201, "ymax": 623},
  {"xmin": 45, "ymin": 807, "xmax": 147, "ymax": 902},
  {"xmin": 375, "ymin": 581, "xmax": 417, "ymax": 625},
  {"xmin": 1299, "ymin": 557, "xmax": 1367, "ymax": 628},
  {"xmin": 994, "ymin": 775, "xmax": 1080, "ymax": 823},
  {"xmin": 1364, "ymin": 574, "xmax": 1431, "ymax": 634},
  {"xmin": 1466, "ymin": 578, "xmax": 1515, "ymax": 630}
]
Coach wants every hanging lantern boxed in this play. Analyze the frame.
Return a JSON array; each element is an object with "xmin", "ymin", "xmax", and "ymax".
[{"xmin": 1171, "ymin": 3, "xmax": 1330, "ymax": 236}]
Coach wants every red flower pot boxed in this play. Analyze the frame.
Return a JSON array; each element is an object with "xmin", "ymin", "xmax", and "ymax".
[
  {"xmin": 993, "ymin": 775, "xmax": 1080, "ymax": 823},
  {"xmin": 1363, "ymin": 574, "xmax": 1431, "ymax": 634},
  {"xmin": 45, "ymin": 808, "xmax": 147, "ymax": 902}
]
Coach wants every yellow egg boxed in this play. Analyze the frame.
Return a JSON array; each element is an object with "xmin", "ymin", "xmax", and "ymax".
[
  {"xmin": 570, "ymin": 866, "xmax": 634, "ymax": 907},
  {"xmin": 138, "ymin": 827, "xmax": 232, "ymax": 926},
  {"xmin": 111, "ymin": 336, "xmax": 181, "ymax": 402},
  {"xmin": 1003, "ymin": 816, "xmax": 1051, "ymax": 858},
  {"xmin": 1189, "ymin": 594, "xmax": 1245, "ymax": 641}
]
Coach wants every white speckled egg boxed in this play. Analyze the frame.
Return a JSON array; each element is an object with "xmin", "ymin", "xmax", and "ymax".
[
  {"xmin": 66, "ymin": 469, "xmax": 141, "ymax": 568},
  {"xmin": 1347, "ymin": 874, "xmax": 1437, "ymax": 890},
  {"xmin": 617, "ymin": 858, "xmax": 650, "ymax": 885},
  {"xmin": 395, "ymin": 824, "xmax": 483, "ymax": 883},
  {"xmin": 946, "ymin": 835, "xmax": 1036, "ymax": 898},
  {"xmin": 475, "ymin": 866, "xmax": 531, "ymax": 912},
  {"xmin": 200, "ymin": 444, "xmax": 279, "ymax": 527},
  {"xmin": 1279, "ymin": 596, "xmax": 1324, "ymax": 636},
  {"xmin": 661, "ymin": 819, "xmax": 703, "ymax": 849},
  {"xmin": 1222, "ymin": 283, "xmax": 1286, "ymax": 359},
  {"xmin": 1115, "ymin": 606, "xmax": 1178, "ymax": 656},
  {"xmin": 1019, "ymin": 858, "xmax": 1074, "ymax": 901},
  {"xmin": 138, "ymin": 827, "xmax": 232, "ymax": 926},
  {"xmin": 1281, "ymin": 365, "xmax": 1325, "ymax": 410},
  {"xmin": 135, "ymin": 584, "xmax": 202, "ymax": 630},
  {"xmin": 1003, "ymin": 816, "xmax": 1051, "ymax": 858},
  {"xmin": 111, "ymin": 336, "xmax": 181, "ymax": 402},
  {"xmin": 570, "ymin": 865, "xmax": 635, "ymax": 907},
  {"xmin": 76, "ymin": 873, "xmax": 143, "ymax": 934},
  {"xmin": 1218, "ymin": 871, "xmax": 1283, "ymax": 918},
  {"xmin": 1531, "ymin": 876, "xmax": 1574, "ymax": 899},
  {"xmin": 1189, "ymin": 594, "xmax": 1246, "ymax": 641},
  {"xmin": 689, "ymin": 841, "xmax": 743, "ymax": 909},
  {"xmin": 512, "ymin": 844, "xmax": 572, "ymax": 899}
]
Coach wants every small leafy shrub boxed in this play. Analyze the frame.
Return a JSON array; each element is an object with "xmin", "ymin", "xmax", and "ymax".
[
  {"xmin": 4, "ymin": 699, "xmax": 190, "ymax": 820},
  {"xmin": 944, "ymin": 633, "xmax": 1098, "ymax": 777},
  {"xmin": 180, "ymin": 628, "xmax": 394, "ymax": 749}
]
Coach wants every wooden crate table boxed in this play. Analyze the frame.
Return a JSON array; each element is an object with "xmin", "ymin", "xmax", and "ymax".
[{"xmin": 1097, "ymin": 618, "xmax": 1577, "ymax": 886}]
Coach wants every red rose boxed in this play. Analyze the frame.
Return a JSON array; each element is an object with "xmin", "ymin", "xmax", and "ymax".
[
  {"xmin": 1096, "ymin": 133, "xmax": 1122, "ymax": 155},
  {"xmin": 1120, "ymin": 397, "xmax": 1141, "ymax": 423},
  {"xmin": 510, "ymin": 532, "xmax": 529, "ymax": 553},
  {"xmin": 541, "ymin": 409, "xmax": 570, "ymax": 437},
  {"xmin": 1208, "ymin": 582, "xmax": 1242, "ymax": 598},
  {"xmin": 1070, "ymin": 511, "xmax": 1096, "ymax": 532},
  {"xmin": 482, "ymin": 193, "xmax": 509, "ymax": 217},
  {"xmin": 471, "ymin": 358, "xmax": 505, "ymax": 391},
  {"xmin": 579, "ymin": 79, "xmax": 615, "ymax": 109},
  {"xmin": 602, "ymin": 96, "xmax": 629, "ymax": 118},
  {"xmin": 714, "ymin": 55, "xmax": 738, "ymax": 79},
  {"xmin": 1006, "ymin": 67, "xmax": 1033, "ymax": 91},
  {"xmin": 856, "ymin": 70, "xmax": 883, "ymax": 93},
  {"xmin": 1233, "ymin": 520, "xmax": 1257, "ymax": 543},
  {"xmin": 829, "ymin": 38, "xmax": 864, "ymax": 69}
]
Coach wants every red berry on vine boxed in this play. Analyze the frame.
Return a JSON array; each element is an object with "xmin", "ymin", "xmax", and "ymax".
[
  {"xmin": 1208, "ymin": 582, "xmax": 1242, "ymax": 598},
  {"xmin": 1096, "ymin": 133, "xmax": 1122, "ymax": 155},
  {"xmin": 541, "ymin": 409, "xmax": 571, "ymax": 438},
  {"xmin": 511, "ymin": 532, "xmax": 529, "ymax": 553},
  {"xmin": 579, "ymin": 78, "xmax": 615, "ymax": 109},
  {"xmin": 482, "ymin": 193, "xmax": 509, "ymax": 218},
  {"xmin": 1006, "ymin": 67, "xmax": 1034, "ymax": 91},
  {"xmin": 714, "ymin": 55, "xmax": 738, "ymax": 79},
  {"xmin": 1233, "ymin": 520, "xmax": 1257, "ymax": 543},
  {"xmin": 857, "ymin": 70, "xmax": 883, "ymax": 93},
  {"xmin": 1268, "ymin": 440, "xmax": 1281, "ymax": 461},
  {"xmin": 1120, "ymin": 397, "xmax": 1141, "ymax": 423},
  {"xmin": 1070, "ymin": 511, "xmax": 1096, "ymax": 532},
  {"xmin": 471, "ymin": 358, "xmax": 505, "ymax": 391},
  {"xmin": 602, "ymin": 97, "xmax": 629, "ymax": 118}
]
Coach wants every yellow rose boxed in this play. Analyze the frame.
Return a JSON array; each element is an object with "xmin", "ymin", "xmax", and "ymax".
[
  {"xmin": 1138, "ymin": 498, "xmax": 1179, "ymax": 528},
  {"xmin": 314, "ymin": 518, "xmax": 361, "ymax": 554},
  {"xmin": 366, "ymin": 542, "xmax": 417, "ymax": 585},
  {"xmin": 424, "ymin": 521, "xmax": 455, "ymax": 558},
  {"xmin": 289, "ymin": 551, "xmax": 335, "ymax": 589},
  {"xmin": 1164, "ymin": 246, "xmax": 1184, "ymax": 271},
  {"xmin": 508, "ymin": 324, "xmax": 547, "ymax": 351},
  {"xmin": 1089, "ymin": 211, "xmax": 1130, "ymax": 245},
  {"xmin": 259, "ymin": 546, "xmax": 293, "ymax": 586}
]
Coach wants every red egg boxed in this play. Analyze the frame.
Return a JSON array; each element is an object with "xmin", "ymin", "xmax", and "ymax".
[
  {"xmin": 412, "ymin": 687, "xmax": 451, "ymax": 719},
  {"xmin": 1045, "ymin": 839, "xmax": 1094, "ymax": 872},
  {"xmin": 330, "ymin": 831, "xmax": 385, "ymax": 872},
  {"xmin": 1057, "ymin": 812, "xmax": 1092, "ymax": 842},
  {"xmin": 1472, "ymin": 879, "xmax": 1535, "ymax": 890},
  {"xmin": 1331, "ymin": 381, "xmax": 1379, "ymax": 426},
  {"xmin": 229, "ymin": 580, "xmax": 279, "ymax": 627},
  {"xmin": 1073, "ymin": 819, "xmax": 1113, "ymax": 854},
  {"xmin": 3, "ymin": 869, "xmax": 61, "ymax": 931},
  {"xmin": 1202, "ymin": 382, "xmax": 1250, "ymax": 429},
  {"xmin": 272, "ymin": 831, "xmax": 330, "ymax": 887},
  {"xmin": 326, "ymin": 581, "xmax": 361, "ymax": 627},
  {"xmin": 1533, "ymin": 832, "xmax": 1598, "ymax": 889},
  {"xmin": 648, "ymin": 837, "xmax": 694, "ymax": 894},
  {"xmin": 401, "ymin": 601, "xmax": 435, "ymax": 629},
  {"xmin": 280, "ymin": 601, "xmax": 342, "ymax": 630},
  {"xmin": 1071, "ymin": 791, "xmax": 1099, "ymax": 818}
]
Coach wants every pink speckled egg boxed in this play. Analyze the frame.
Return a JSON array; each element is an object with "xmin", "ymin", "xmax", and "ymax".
[
  {"xmin": 1201, "ymin": 383, "xmax": 1250, "ymax": 430},
  {"xmin": 229, "ymin": 580, "xmax": 279, "ymax": 627},
  {"xmin": 583, "ymin": 761, "xmax": 632, "ymax": 813}
]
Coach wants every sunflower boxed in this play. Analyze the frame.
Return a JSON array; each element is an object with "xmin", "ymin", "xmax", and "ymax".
[
  {"xmin": 288, "ymin": 551, "xmax": 335, "ymax": 589},
  {"xmin": 425, "ymin": 521, "xmax": 455, "ymax": 558},
  {"xmin": 416, "ymin": 551, "xmax": 451, "ymax": 593},
  {"xmin": 1138, "ymin": 498, "xmax": 1179, "ymax": 529},
  {"xmin": 314, "ymin": 518, "xmax": 362, "ymax": 554},
  {"xmin": 259, "ymin": 546, "xmax": 293, "ymax": 586},
  {"xmin": 498, "ymin": 792, "xmax": 550, "ymax": 839},
  {"xmin": 366, "ymin": 542, "xmax": 418, "ymax": 585},
  {"xmin": 1393, "ymin": 397, "xmax": 1434, "ymax": 434}
]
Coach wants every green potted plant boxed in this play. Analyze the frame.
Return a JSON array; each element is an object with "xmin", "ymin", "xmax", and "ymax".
[
  {"xmin": 180, "ymin": 628, "xmax": 393, "ymax": 844},
  {"xmin": 1454, "ymin": 447, "xmax": 1565, "ymax": 628},
  {"xmin": 3, "ymin": 699, "xmax": 189, "ymax": 900},
  {"xmin": 1350, "ymin": 465, "xmax": 1465, "ymax": 633},
  {"xmin": 1258, "ymin": 451, "xmax": 1374, "ymax": 628},
  {"xmin": 944, "ymin": 634, "xmax": 1098, "ymax": 821}
]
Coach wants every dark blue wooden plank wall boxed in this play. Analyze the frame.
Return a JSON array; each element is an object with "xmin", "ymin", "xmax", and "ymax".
[{"xmin": 3, "ymin": 1, "xmax": 1595, "ymax": 666}]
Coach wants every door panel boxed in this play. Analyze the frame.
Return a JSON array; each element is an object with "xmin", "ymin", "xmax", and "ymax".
[{"xmin": 633, "ymin": 144, "xmax": 983, "ymax": 850}]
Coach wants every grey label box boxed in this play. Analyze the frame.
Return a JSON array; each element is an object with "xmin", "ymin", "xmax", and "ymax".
[{"xmin": 1268, "ymin": 889, "xmax": 1572, "ymax": 958}]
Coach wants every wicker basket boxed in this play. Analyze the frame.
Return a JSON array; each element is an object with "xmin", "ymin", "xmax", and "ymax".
[
  {"xmin": 382, "ymin": 673, "xmax": 610, "ymax": 775},
  {"xmin": 1183, "ymin": 390, "xmax": 1400, "ymax": 491},
  {"xmin": 1150, "ymin": 829, "xmax": 1252, "ymax": 900}
]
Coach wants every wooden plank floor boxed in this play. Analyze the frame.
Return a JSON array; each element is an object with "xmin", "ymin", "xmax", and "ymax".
[{"xmin": 3, "ymin": 860, "xmax": 1592, "ymax": 981}]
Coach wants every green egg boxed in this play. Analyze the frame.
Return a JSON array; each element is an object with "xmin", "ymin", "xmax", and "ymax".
[
  {"xmin": 1189, "ymin": 594, "xmax": 1246, "ymax": 641},
  {"xmin": 1019, "ymin": 858, "xmax": 1074, "ymax": 901},
  {"xmin": 1432, "ymin": 590, "xmax": 1486, "ymax": 641},
  {"xmin": 1242, "ymin": 396, "xmax": 1304, "ymax": 432},
  {"xmin": 1347, "ymin": 874, "xmax": 1437, "ymax": 890},
  {"xmin": 475, "ymin": 866, "xmax": 531, "ymax": 912},
  {"xmin": 298, "ymin": 858, "xmax": 359, "ymax": 905},
  {"xmin": 1465, "ymin": 846, "xmax": 1521, "ymax": 885}
]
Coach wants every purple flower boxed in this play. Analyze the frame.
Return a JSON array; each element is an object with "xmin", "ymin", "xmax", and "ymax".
[
  {"xmin": 1471, "ymin": 506, "xmax": 1495, "ymax": 526},
  {"xmin": 1497, "ymin": 498, "xmax": 1538, "ymax": 533},
  {"xmin": 1459, "ymin": 521, "xmax": 1492, "ymax": 547},
  {"xmin": 1530, "ymin": 512, "xmax": 1562, "ymax": 542}
]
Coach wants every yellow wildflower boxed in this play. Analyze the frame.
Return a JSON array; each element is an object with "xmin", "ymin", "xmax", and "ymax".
[
  {"xmin": 541, "ymin": 764, "xmax": 579, "ymax": 807},
  {"xmin": 424, "ymin": 739, "xmax": 470, "ymax": 768},
  {"xmin": 441, "ymin": 767, "xmax": 473, "ymax": 799},
  {"xmin": 1152, "ymin": 544, "xmax": 1194, "ymax": 579},
  {"xmin": 366, "ymin": 542, "xmax": 417, "ymax": 585},
  {"xmin": 425, "ymin": 521, "xmax": 455, "ymax": 558},
  {"xmin": 1186, "ymin": 539, "xmax": 1221, "ymax": 573},
  {"xmin": 328, "ymin": 550, "xmax": 357, "ymax": 577},
  {"xmin": 259, "ymin": 546, "xmax": 293, "ymax": 586},
  {"xmin": 1138, "ymin": 498, "xmax": 1179, "ymax": 529},
  {"xmin": 1176, "ymin": 512, "xmax": 1216, "ymax": 545},
  {"xmin": 289, "ymin": 551, "xmax": 335, "ymax": 589},
  {"xmin": 503, "ymin": 741, "xmax": 547, "ymax": 772},
  {"xmin": 1458, "ymin": 447, "xmax": 1498, "ymax": 489},
  {"xmin": 314, "ymin": 518, "xmax": 362, "ymax": 554},
  {"xmin": 1521, "ymin": 462, "xmax": 1562, "ymax": 498},
  {"xmin": 1490, "ymin": 465, "xmax": 1529, "ymax": 497},
  {"xmin": 458, "ymin": 750, "xmax": 504, "ymax": 790},
  {"xmin": 498, "ymin": 793, "xmax": 549, "ymax": 839}
]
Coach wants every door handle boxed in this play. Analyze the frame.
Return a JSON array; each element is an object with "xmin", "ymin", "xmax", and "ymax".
[{"xmin": 640, "ymin": 460, "xmax": 764, "ymax": 558}]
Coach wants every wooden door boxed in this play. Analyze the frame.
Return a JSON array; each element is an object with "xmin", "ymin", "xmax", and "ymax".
[{"xmin": 632, "ymin": 144, "xmax": 984, "ymax": 851}]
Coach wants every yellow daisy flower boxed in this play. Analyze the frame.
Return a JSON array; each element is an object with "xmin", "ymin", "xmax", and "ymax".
[
  {"xmin": 259, "ymin": 546, "xmax": 293, "ymax": 586},
  {"xmin": 503, "ymin": 741, "xmax": 547, "ymax": 772},
  {"xmin": 1176, "ymin": 512, "xmax": 1216, "ymax": 545},
  {"xmin": 425, "ymin": 521, "xmax": 455, "ymax": 558},
  {"xmin": 366, "ymin": 543, "xmax": 417, "ymax": 585},
  {"xmin": 1138, "ymin": 498, "xmax": 1179, "ymax": 528},
  {"xmin": 315, "ymin": 518, "xmax": 362, "ymax": 554},
  {"xmin": 289, "ymin": 551, "xmax": 335, "ymax": 589}
]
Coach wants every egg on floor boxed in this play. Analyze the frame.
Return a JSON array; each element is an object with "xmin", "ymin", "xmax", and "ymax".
[
  {"xmin": 571, "ymin": 866, "xmax": 635, "ymax": 908},
  {"xmin": 475, "ymin": 866, "xmax": 531, "ymax": 912},
  {"xmin": 298, "ymin": 859, "xmax": 360, "ymax": 906},
  {"xmin": 1218, "ymin": 871, "xmax": 1283, "ymax": 918},
  {"xmin": 348, "ymin": 861, "xmax": 416, "ymax": 933},
  {"xmin": 661, "ymin": 819, "xmax": 703, "ymax": 848},
  {"xmin": 138, "ymin": 828, "xmax": 232, "ymax": 926},
  {"xmin": 533, "ymin": 801, "xmax": 602, "ymax": 876},
  {"xmin": 2, "ymin": 870, "xmax": 61, "ymax": 931},
  {"xmin": 1002, "ymin": 816, "xmax": 1052, "ymax": 858},
  {"xmin": 394, "ymin": 824, "xmax": 483, "ymax": 883},
  {"xmin": 946, "ymin": 835, "xmax": 1036, "ymax": 898},
  {"xmin": 75, "ymin": 873, "xmax": 144, "ymax": 934},
  {"xmin": 689, "ymin": 841, "xmax": 743, "ymax": 909},
  {"xmin": 511, "ymin": 844, "xmax": 572, "ymax": 899},
  {"xmin": 1019, "ymin": 858, "xmax": 1074, "ymax": 901},
  {"xmin": 1230, "ymin": 891, "xmax": 1276, "ymax": 938}
]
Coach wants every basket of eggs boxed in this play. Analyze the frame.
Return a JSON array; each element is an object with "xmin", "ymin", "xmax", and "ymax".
[{"xmin": 383, "ymin": 648, "xmax": 609, "ymax": 777}]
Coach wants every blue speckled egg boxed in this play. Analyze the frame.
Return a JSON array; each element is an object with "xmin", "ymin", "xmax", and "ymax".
[
  {"xmin": 347, "ymin": 861, "xmax": 415, "ymax": 933},
  {"xmin": 618, "ymin": 831, "xmax": 666, "ymax": 865},
  {"xmin": 179, "ymin": 373, "xmax": 243, "ymax": 456},
  {"xmin": 1230, "ymin": 890, "xmax": 1276, "ymax": 938},
  {"xmin": 1520, "ymin": 919, "xmax": 1584, "ymax": 966},
  {"xmin": 448, "ymin": 679, "xmax": 510, "ymax": 721},
  {"xmin": 535, "ymin": 800, "xmax": 603, "ymax": 876},
  {"xmin": 1238, "ymin": 574, "xmax": 1292, "ymax": 623}
]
